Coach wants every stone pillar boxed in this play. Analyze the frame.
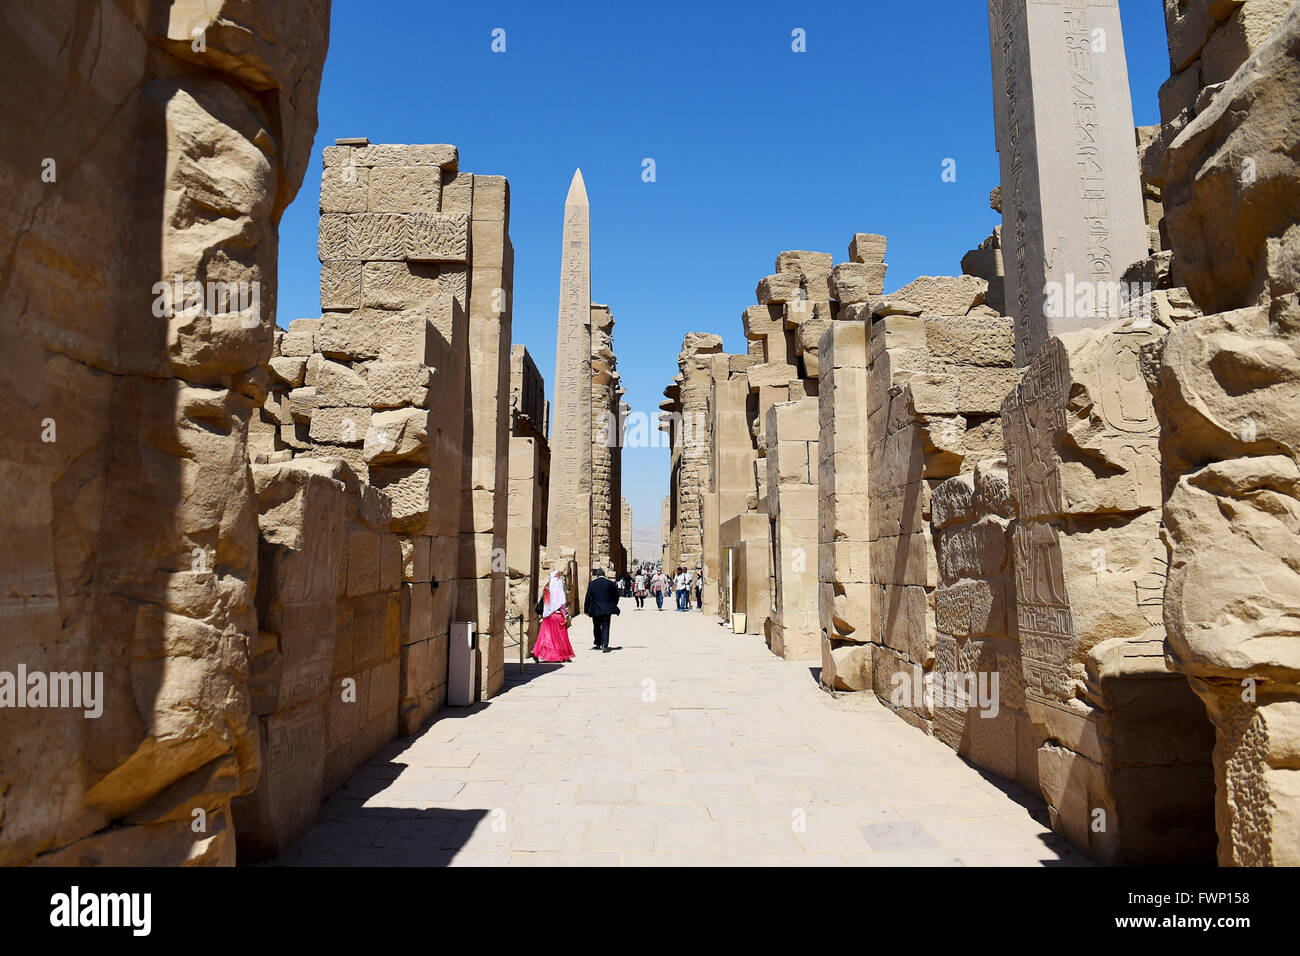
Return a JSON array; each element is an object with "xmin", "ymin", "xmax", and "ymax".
[
  {"xmin": 0, "ymin": 0, "xmax": 329, "ymax": 866},
  {"xmin": 590, "ymin": 304, "xmax": 618, "ymax": 573},
  {"xmin": 766, "ymin": 398, "xmax": 821, "ymax": 660},
  {"xmin": 988, "ymin": 0, "xmax": 1149, "ymax": 364},
  {"xmin": 1002, "ymin": 324, "xmax": 1215, "ymax": 864},
  {"xmin": 452, "ymin": 172, "xmax": 513, "ymax": 702},
  {"xmin": 1153, "ymin": 4, "xmax": 1300, "ymax": 866},
  {"xmin": 547, "ymin": 170, "xmax": 593, "ymax": 590},
  {"xmin": 817, "ymin": 321, "xmax": 873, "ymax": 690},
  {"xmin": 621, "ymin": 499, "xmax": 633, "ymax": 569}
]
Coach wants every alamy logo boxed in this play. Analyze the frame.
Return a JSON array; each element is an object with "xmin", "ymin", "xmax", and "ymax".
[
  {"xmin": 0, "ymin": 665, "xmax": 103, "ymax": 718},
  {"xmin": 50, "ymin": 886, "xmax": 151, "ymax": 936},
  {"xmin": 1043, "ymin": 277, "xmax": 1153, "ymax": 324},
  {"xmin": 151, "ymin": 274, "xmax": 261, "ymax": 328},
  {"xmin": 890, "ymin": 667, "xmax": 1001, "ymax": 718}
]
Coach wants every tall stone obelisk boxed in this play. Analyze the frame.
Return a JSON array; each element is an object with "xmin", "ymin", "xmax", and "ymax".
[
  {"xmin": 988, "ymin": 0, "xmax": 1148, "ymax": 365},
  {"xmin": 548, "ymin": 169, "xmax": 593, "ymax": 588}
]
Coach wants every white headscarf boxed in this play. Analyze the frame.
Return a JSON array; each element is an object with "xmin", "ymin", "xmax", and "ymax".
[{"xmin": 543, "ymin": 569, "xmax": 567, "ymax": 617}]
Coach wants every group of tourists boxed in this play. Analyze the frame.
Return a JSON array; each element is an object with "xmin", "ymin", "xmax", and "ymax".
[
  {"xmin": 632, "ymin": 565, "xmax": 702, "ymax": 612},
  {"xmin": 528, "ymin": 560, "xmax": 709, "ymax": 664}
]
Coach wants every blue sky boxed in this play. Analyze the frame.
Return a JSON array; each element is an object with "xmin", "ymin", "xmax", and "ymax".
[{"xmin": 276, "ymin": 0, "xmax": 1172, "ymax": 531}]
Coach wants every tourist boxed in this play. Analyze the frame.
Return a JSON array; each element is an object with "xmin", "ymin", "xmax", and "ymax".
[
  {"xmin": 651, "ymin": 569, "xmax": 667, "ymax": 610},
  {"xmin": 634, "ymin": 569, "xmax": 648, "ymax": 609},
  {"xmin": 675, "ymin": 567, "xmax": 689, "ymax": 611},
  {"xmin": 531, "ymin": 569, "xmax": 575, "ymax": 663},
  {"xmin": 583, "ymin": 567, "xmax": 621, "ymax": 654},
  {"xmin": 694, "ymin": 568, "xmax": 704, "ymax": 609}
]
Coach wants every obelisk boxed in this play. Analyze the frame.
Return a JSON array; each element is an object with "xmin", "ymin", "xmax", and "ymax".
[
  {"xmin": 988, "ymin": 0, "xmax": 1148, "ymax": 365},
  {"xmin": 547, "ymin": 169, "xmax": 593, "ymax": 588}
]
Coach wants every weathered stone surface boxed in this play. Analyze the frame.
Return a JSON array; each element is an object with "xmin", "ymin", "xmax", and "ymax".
[
  {"xmin": 893, "ymin": 275, "xmax": 989, "ymax": 317},
  {"xmin": 830, "ymin": 262, "xmax": 888, "ymax": 303},
  {"xmin": 848, "ymin": 233, "xmax": 887, "ymax": 265},
  {"xmin": 1002, "ymin": 322, "xmax": 1215, "ymax": 863},
  {"xmin": 368, "ymin": 165, "xmax": 443, "ymax": 214},
  {"xmin": 0, "ymin": 0, "xmax": 330, "ymax": 866},
  {"xmin": 1164, "ymin": 5, "xmax": 1300, "ymax": 315},
  {"xmin": 406, "ymin": 212, "xmax": 470, "ymax": 262}
]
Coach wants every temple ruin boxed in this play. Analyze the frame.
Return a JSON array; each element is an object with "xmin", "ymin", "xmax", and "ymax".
[{"xmin": 2, "ymin": 0, "xmax": 1298, "ymax": 870}]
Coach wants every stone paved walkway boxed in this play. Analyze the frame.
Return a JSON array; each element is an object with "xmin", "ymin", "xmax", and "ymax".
[{"xmin": 277, "ymin": 606, "xmax": 1089, "ymax": 866}]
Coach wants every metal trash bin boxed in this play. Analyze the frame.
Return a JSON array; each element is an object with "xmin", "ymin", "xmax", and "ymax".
[{"xmin": 448, "ymin": 621, "xmax": 477, "ymax": 706}]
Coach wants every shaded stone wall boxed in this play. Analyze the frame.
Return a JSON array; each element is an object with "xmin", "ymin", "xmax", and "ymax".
[
  {"xmin": 1151, "ymin": 1, "xmax": 1300, "ymax": 866},
  {"xmin": 930, "ymin": 459, "xmax": 1031, "ymax": 788},
  {"xmin": 1002, "ymin": 326, "xmax": 1214, "ymax": 864},
  {"xmin": 0, "ymin": 0, "xmax": 329, "ymax": 866}
]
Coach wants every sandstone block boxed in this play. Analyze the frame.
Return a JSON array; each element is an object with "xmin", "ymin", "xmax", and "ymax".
[
  {"xmin": 893, "ymin": 275, "xmax": 988, "ymax": 316},
  {"xmin": 406, "ymin": 212, "xmax": 469, "ymax": 262},
  {"xmin": 368, "ymin": 165, "xmax": 443, "ymax": 214},
  {"xmin": 848, "ymin": 233, "xmax": 887, "ymax": 265},
  {"xmin": 830, "ymin": 262, "xmax": 888, "ymax": 303},
  {"xmin": 345, "ymin": 213, "xmax": 407, "ymax": 261}
]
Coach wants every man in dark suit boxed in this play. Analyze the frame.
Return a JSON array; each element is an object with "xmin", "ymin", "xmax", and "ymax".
[{"xmin": 583, "ymin": 567, "xmax": 621, "ymax": 654}]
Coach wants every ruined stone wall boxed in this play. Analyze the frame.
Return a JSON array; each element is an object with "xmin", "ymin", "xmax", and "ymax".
[
  {"xmin": 0, "ymin": 0, "xmax": 329, "ymax": 866},
  {"xmin": 298, "ymin": 136, "xmax": 473, "ymax": 734},
  {"xmin": 661, "ymin": 333, "xmax": 724, "ymax": 575},
  {"xmin": 1151, "ymin": 1, "xmax": 1300, "ymax": 866}
]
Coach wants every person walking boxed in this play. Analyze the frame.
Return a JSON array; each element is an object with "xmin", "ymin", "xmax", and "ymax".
[
  {"xmin": 652, "ymin": 569, "xmax": 667, "ymax": 610},
  {"xmin": 694, "ymin": 568, "xmax": 704, "ymax": 609},
  {"xmin": 634, "ymin": 569, "xmax": 648, "ymax": 609},
  {"xmin": 531, "ymin": 569, "xmax": 575, "ymax": 663},
  {"xmin": 675, "ymin": 567, "xmax": 688, "ymax": 612},
  {"xmin": 583, "ymin": 567, "xmax": 621, "ymax": 653}
]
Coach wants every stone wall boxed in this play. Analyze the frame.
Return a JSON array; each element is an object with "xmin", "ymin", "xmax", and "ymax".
[
  {"xmin": 1151, "ymin": 0, "xmax": 1300, "ymax": 866},
  {"xmin": 0, "ymin": 0, "xmax": 329, "ymax": 866}
]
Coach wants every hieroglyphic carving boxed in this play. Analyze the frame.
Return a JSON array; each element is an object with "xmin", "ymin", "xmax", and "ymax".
[{"xmin": 988, "ymin": 0, "xmax": 1148, "ymax": 364}]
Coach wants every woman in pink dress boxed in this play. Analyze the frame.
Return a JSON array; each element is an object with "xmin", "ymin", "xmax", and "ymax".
[{"xmin": 531, "ymin": 570, "xmax": 575, "ymax": 663}]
